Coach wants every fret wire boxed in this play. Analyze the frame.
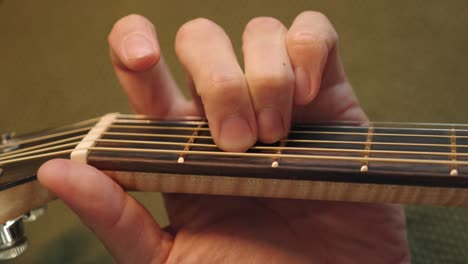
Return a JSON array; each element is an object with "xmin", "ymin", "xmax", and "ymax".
[
  {"xmin": 450, "ymin": 128, "xmax": 458, "ymax": 176},
  {"xmin": 271, "ymin": 140, "xmax": 287, "ymax": 168},
  {"xmin": 109, "ymin": 124, "xmax": 468, "ymax": 139},
  {"xmin": 178, "ymin": 123, "xmax": 204, "ymax": 163},
  {"xmin": 360, "ymin": 126, "xmax": 374, "ymax": 172},
  {"xmin": 0, "ymin": 142, "xmax": 80, "ymax": 161},
  {"xmin": 0, "ymin": 135, "xmax": 84, "ymax": 158},
  {"xmin": 86, "ymin": 146, "xmax": 468, "ymax": 166},
  {"xmin": 91, "ymin": 138, "xmax": 468, "ymax": 157}
]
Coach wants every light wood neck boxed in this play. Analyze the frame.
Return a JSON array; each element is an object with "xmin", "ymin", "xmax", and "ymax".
[{"xmin": 2, "ymin": 113, "xmax": 468, "ymax": 223}]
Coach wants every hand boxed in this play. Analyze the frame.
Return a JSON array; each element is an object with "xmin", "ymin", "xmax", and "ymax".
[{"xmin": 38, "ymin": 12, "xmax": 410, "ymax": 263}]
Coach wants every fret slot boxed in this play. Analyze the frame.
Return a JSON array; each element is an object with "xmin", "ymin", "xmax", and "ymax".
[
  {"xmin": 272, "ymin": 140, "xmax": 287, "ymax": 168},
  {"xmin": 450, "ymin": 128, "xmax": 458, "ymax": 176},
  {"xmin": 178, "ymin": 124, "xmax": 204, "ymax": 163},
  {"xmin": 360, "ymin": 126, "xmax": 374, "ymax": 172}
]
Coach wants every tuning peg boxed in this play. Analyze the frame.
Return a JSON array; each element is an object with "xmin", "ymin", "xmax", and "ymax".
[
  {"xmin": 1, "ymin": 132, "xmax": 18, "ymax": 153},
  {"xmin": 0, "ymin": 206, "xmax": 46, "ymax": 260},
  {"xmin": 0, "ymin": 216, "xmax": 28, "ymax": 261}
]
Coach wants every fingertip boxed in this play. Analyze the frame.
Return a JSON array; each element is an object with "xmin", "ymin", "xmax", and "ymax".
[
  {"xmin": 217, "ymin": 115, "xmax": 257, "ymax": 152},
  {"xmin": 108, "ymin": 14, "xmax": 161, "ymax": 72}
]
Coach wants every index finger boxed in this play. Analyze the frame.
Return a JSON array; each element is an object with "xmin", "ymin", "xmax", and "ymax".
[{"xmin": 108, "ymin": 14, "xmax": 196, "ymax": 117}]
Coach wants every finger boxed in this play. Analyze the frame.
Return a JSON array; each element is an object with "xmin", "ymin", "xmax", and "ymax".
[
  {"xmin": 242, "ymin": 17, "xmax": 294, "ymax": 143},
  {"xmin": 37, "ymin": 159, "xmax": 173, "ymax": 263},
  {"xmin": 287, "ymin": 11, "xmax": 342, "ymax": 105},
  {"xmin": 108, "ymin": 14, "xmax": 196, "ymax": 116},
  {"xmin": 175, "ymin": 18, "xmax": 257, "ymax": 152}
]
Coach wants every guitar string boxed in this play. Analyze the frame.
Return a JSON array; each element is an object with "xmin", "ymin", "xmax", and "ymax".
[
  {"xmin": 3, "ymin": 127, "xmax": 468, "ymax": 162},
  {"xmin": 0, "ymin": 142, "xmax": 80, "ymax": 161},
  {"xmin": 102, "ymin": 131, "xmax": 468, "ymax": 148},
  {"xmin": 0, "ymin": 135, "xmax": 85, "ymax": 158},
  {"xmin": 4, "ymin": 136, "xmax": 468, "ymax": 163},
  {"xmin": 4, "ymin": 145, "xmax": 468, "ymax": 167},
  {"xmin": 3, "ymin": 115, "xmax": 468, "ymax": 162},
  {"xmin": 0, "ymin": 126, "xmax": 92, "ymax": 148},
  {"xmin": 0, "ymin": 116, "xmax": 100, "ymax": 147},
  {"xmin": 4, "ymin": 122, "xmax": 466, "ymax": 155},
  {"xmin": 109, "ymin": 124, "xmax": 468, "ymax": 139},
  {"xmin": 0, "ymin": 119, "xmax": 468, "ymax": 162},
  {"xmin": 3, "ymin": 115, "xmax": 468, "ymax": 152}
]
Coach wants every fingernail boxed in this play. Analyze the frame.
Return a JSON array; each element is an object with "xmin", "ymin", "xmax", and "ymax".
[
  {"xmin": 293, "ymin": 67, "xmax": 311, "ymax": 104},
  {"xmin": 122, "ymin": 32, "xmax": 155, "ymax": 60},
  {"xmin": 257, "ymin": 108, "xmax": 284, "ymax": 143},
  {"xmin": 219, "ymin": 115, "xmax": 256, "ymax": 152}
]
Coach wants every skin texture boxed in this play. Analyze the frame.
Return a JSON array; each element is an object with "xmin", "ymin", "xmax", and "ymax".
[{"xmin": 37, "ymin": 12, "xmax": 410, "ymax": 263}]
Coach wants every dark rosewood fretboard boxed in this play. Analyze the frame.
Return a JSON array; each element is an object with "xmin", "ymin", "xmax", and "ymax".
[{"xmin": 2, "ymin": 113, "xmax": 468, "ymax": 223}]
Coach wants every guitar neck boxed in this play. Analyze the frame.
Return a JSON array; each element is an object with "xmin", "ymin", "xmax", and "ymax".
[
  {"xmin": 2, "ymin": 113, "xmax": 468, "ymax": 223},
  {"xmin": 87, "ymin": 113, "xmax": 468, "ymax": 205}
]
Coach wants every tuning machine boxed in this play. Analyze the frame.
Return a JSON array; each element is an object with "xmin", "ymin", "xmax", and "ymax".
[
  {"xmin": 0, "ymin": 207, "xmax": 46, "ymax": 261},
  {"xmin": 1, "ymin": 132, "xmax": 18, "ymax": 153}
]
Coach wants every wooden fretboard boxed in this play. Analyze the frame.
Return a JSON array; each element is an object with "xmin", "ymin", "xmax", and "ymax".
[{"xmin": 2, "ymin": 113, "xmax": 468, "ymax": 223}]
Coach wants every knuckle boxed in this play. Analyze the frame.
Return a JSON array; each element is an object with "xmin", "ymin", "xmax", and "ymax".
[
  {"xmin": 288, "ymin": 11, "xmax": 338, "ymax": 51},
  {"xmin": 201, "ymin": 72, "xmax": 245, "ymax": 100},
  {"xmin": 244, "ymin": 17, "xmax": 284, "ymax": 36},
  {"xmin": 287, "ymin": 30, "xmax": 337, "ymax": 53},
  {"xmin": 248, "ymin": 70, "xmax": 294, "ymax": 94}
]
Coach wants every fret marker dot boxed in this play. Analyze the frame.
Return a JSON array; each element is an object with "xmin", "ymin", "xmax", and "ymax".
[
  {"xmin": 272, "ymin": 161, "xmax": 279, "ymax": 168},
  {"xmin": 360, "ymin": 165, "xmax": 368, "ymax": 173},
  {"xmin": 450, "ymin": 169, "xmax": 458, "ymax": 176},
  {"xmin": 177, "ymin": 157, "xmax": 185, "ymax": 163}
]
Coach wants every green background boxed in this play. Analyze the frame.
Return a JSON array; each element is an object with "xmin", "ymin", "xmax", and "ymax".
[{"xmin": 1, "ymin": 0, "xmax": 468, "ymax": 263}]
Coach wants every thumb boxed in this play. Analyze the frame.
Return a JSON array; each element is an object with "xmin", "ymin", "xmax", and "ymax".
[{"xmin": 38, "ymin": 159, "xmax": 173, "ymax": 263}]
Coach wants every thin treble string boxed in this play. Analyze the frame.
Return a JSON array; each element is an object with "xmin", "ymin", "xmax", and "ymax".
[
  {"xmin": 93, "ymin": 138, "xmax": 468, "ymax": 157},
  {"xmin": 87, "ymin": 146, "xmax": 468, "ymax": 166},
  {"xmin": 3, "ymin": 145, "xmax": 468, "ymax": 167},
  {"xmin": 4, "ymin": 134, "xmax": 468, "ymax": 165},
  {"xmin": 109, "ymin": 124, "xmax": 468, "ymax": 139},
  {"xmin": 0, "ymin": 135, "xmax": 85, "ymax": 158},
  {"xmin": 0, "ymin": 149, "xmax": 75, "ymax": 166},
  {"xmin": 0, "ymin": 141, "xmax": 80, "ymax": 162},
  {"xmin": 0, "ymin": 126, "xmax": 92, "ymax": 148},
  {"xmin": 0, "ymin": 116, "xmax": 100, "ymax": 147},
  {"xmin": 102, "ymin": 131, "xmax": 468, "ymax": 148},
  {"xmin": 116, "ymin": 114, "xmax": 468, "ymax": 129}
]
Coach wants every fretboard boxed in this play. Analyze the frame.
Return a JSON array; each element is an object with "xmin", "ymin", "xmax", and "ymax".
[
  {"xmin": 2, "ymin": 112, "xmax": 468, "ymax": 221},
  {"xmin": 82, "ymin": 114, "xmax": 468, "ymax": 186}
]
